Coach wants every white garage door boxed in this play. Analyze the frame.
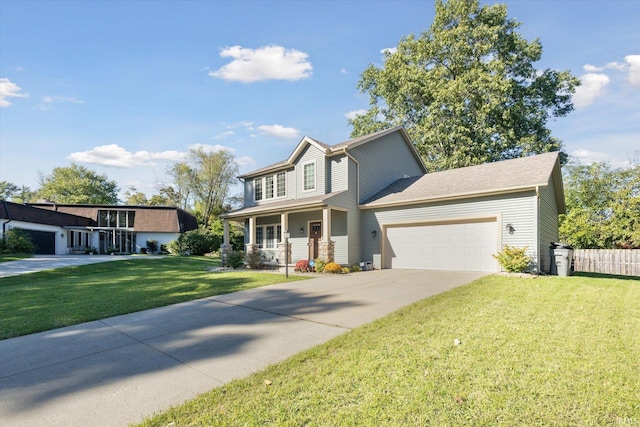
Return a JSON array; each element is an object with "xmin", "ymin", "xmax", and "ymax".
[{"xmin": 384, "ymin": 220, "xmax": 498, "ymax": 272}]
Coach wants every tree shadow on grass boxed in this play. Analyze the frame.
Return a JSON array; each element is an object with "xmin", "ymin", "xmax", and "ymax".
[{"xmin": 572, "ymin": 271, "xmax": 640, "ymax": 281}]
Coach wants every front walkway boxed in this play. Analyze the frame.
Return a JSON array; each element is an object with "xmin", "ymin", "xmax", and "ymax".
[{"xmin": 0, "ymin": 269, "xmax": 486, "ymax": 426}]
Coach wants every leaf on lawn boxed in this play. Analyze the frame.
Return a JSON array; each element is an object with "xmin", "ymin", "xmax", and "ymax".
[{"xmin": 263, "ymin": 379, "xmax": 273, "ymax": 386}]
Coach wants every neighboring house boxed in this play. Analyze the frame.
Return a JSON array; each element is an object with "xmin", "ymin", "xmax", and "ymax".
[
  {"xmin": 221, "ymin": 126, "xmax": 565, "ymax": 273},
  {"xmin": 1, "ymin": 201, "xmax": 198, "ymax": 255}
]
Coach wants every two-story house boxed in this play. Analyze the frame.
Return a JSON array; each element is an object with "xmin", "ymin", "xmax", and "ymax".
[{"xmin": 221, "ymin": 126, "xmax": 565, "ymax": 273}]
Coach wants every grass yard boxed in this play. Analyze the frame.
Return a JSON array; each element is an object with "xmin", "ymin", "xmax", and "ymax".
[
  {"xmin": 138, "ymin": 274, "xmax": 640, "ymax": 426},
  {"xmin": 0, "ymin": 254, "xmax": 32, "ymax": 263},
  {"xmin": 0, "ymin": 256, "xmax": 306, "ymax": 339}
]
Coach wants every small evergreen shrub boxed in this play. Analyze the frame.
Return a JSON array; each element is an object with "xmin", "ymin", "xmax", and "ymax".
[
  {"xmin": 0, "ymin": 229, "xmax": 35, "ymax": 254},
  {"xmin": 245, "ymin": 251, "xmax": 264, "ymax": 269},
  {"xmin": 294, "ymin": 259, "xmax": 310, "ymax": 272},
  {"xmin": 349, "ymin": 264, "xmax": 361, "ymax": 272},
  {"xmin": 492, "ymin": 245, "xmax": 532, "ymax": 273},
  {"xmin": 341, "ymin": 267, "xmax": 350, "ymax": 274},
  {"xmin": 146, "ymin": 239, "xmax": 158, "ymax": 254},
  {"xmin": 225, "ymin": 251, "xmax": 245, "ymax": 268},
  {"xmin": 314, "ymin": 258, "xmax": 326, "ymax": 273},
  {"xmin": 323, "ymin": 262, "xmax": 342, "ymax": 274},
  {"xmin": 169, "ymin": 229, "xmax": 218, "ymax": 256}
]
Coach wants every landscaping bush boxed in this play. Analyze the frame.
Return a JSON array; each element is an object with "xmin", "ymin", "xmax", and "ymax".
[
  {"xmin": 146, "ymin": 239, "xmax": 158, "ymax": 254},
  {"xmin": 492, "ymin": 245, "xmax": 532, "ymax": 273},
  {"xmin": 245, "ymin": 251, "xmax": 264, "ymax": 269},
  {"xmin": 349, "ymin": 264, "xmax": 361, "ymax": 272},
  {"xmin": 224, "ymin": 250, "xmax": 245, "ymax": 268},
  {"xmin": 169, "ymin": 229, "xmax": 220, "ymax": 256},
  {"xmin": 323, "ymin": 262, "xmax": 342, "ymax": 274},
  {"xmin": 314, "ymin": 258, "xmax": 326, "ymax": 273},
  {"xmin": 0, "ymin": 229, "xmax": 35, "ymax": 254},
  {"xmin": 294, "ymin": 259, "xmax": 310, "ymax": 272}
]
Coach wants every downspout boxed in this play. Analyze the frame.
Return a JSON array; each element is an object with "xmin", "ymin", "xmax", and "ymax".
[
  {"xmin": 2, "ymin": 200, "xmax": 13, "ymax": 239},
  {"xmin": 535, "ymin": 185, "xmax": 541, "ymax": 273}
]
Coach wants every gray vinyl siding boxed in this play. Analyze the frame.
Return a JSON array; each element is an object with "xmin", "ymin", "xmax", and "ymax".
[
  {"xmin": 362, "ymin": 191, "xmax": 538, "ymax": 269},
  {"xmin": 329, "ymin": 155, "xmax": 348, "ymax": 193},
  {"xmin": 349, "ymin": 132, "xmax": 424, "ymax": 203},
  {"xmin": 331, "ymin": 210, "xmax": 348, "ymax": 264},
  {"xmin": 538, "ymin": 177, "xmax": 560, "ymax": 273}
]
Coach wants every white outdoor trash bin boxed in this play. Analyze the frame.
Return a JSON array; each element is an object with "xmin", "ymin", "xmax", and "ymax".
[{"xmin": 550, "ymin": 242, "xmax": 574, "ymax": 276}]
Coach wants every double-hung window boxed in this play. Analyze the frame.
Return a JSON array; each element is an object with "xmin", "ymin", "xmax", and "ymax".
[
  {"xmin": 276, "ymin": 172, "xmax": 286, "ymax": 197},
  {"xmin": 254, "ymin": 178, "xmax": 263, "ymax": 201},
  {"xmin": 303, "ymin": 162, "xmax": 316, "ymax": 191},
  {"xmin": 265, "ymin": 175, "xmax": 274, "ymax": 199},
  {"xmin": 256, "ymin": 227, "xmax": 264, "ymax": 248}
]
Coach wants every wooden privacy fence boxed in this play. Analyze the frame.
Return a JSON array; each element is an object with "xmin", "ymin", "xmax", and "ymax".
[{"xmin": 573, "ymin": 249, "xmax": 640, "ymax": 277}]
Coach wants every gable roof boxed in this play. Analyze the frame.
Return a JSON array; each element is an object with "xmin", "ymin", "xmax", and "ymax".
[
  {"xmin": 238, "ymin": 126, "xmax": 427, "ymax": 179},
  {"xmin": 361, "ymin": 152, "xmax": 565, "ymax": 213}
]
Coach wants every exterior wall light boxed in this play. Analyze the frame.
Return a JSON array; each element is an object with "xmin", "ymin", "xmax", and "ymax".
[
  {"xmin": 506, "ymin": 224, "xmax": 515, "ymax": 234},
  {"xmin": 299, "ymin": 227, "xmax": 304, "ymax": 234},
  {"xmin": 371, "ymin": 230, "xmax": 377, "ymax": 237}
]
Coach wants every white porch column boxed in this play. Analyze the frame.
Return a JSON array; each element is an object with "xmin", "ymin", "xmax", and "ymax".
[
  {"xmin": 322, "ymin": 207, "xmax": 331, "ymax": 241},
  {"xmin": 223, "ymin": 219, "xmax": 230, "ymax": 247},
  {"xmin": 280, "ymin": 213, "xmax": 289, "ymax": 237},
  {"xmin": 248, "ymin": 216, "xmax": 256, "ymax": 245}
]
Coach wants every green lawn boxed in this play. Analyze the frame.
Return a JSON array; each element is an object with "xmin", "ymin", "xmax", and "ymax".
[
  {"xmin": 0, "ymin": 256, "xmax": 306, "ymax": 339},
  {"xmin": 138, "ymin": 274, "xmax": 640, "ymax": 426},
  {"xmin": 0, "ymin": 253, "xmax": 32, "ymax": 263}
]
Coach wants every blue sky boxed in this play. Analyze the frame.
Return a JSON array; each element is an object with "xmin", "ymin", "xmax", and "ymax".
[{"xmin": 1, "ymin": 0, "xmax": 639, "ymax": 200}]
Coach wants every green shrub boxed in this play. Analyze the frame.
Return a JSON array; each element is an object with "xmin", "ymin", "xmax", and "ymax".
[
  {"xmin": 492, "ymin": 245, "xmax": 532, "ymax": 273},
  {"xmin": 323, "ymin": 262, "xmax": 342, "ymax": 274},
  {"xmin": 0, "ymin": 229, "xmax": 35, "ymax": 254},
  {"xmin": 169, "ymin": 229, "xmax": 220, "ymax": 256},
  {"xmin": 224, "ymin": 251, "xmax": 245, "ymax": 268},
  {"xmin": 314, "ymin": 258, "xmax": 326, "ymax": 273},
  {"xmin": 341, "ymin": 267, "xmax": 350, "ymax": 274},
  {"xmin": 245, "ymin": 251, "xmax": 264, "ymax": 269},
  {"xmin": 146, "ymin": 239, "xmax": 158, "ymax": 254},
  {"xmin": 349, "ymin": 264, "xmax": 361, "ymax": 272}
]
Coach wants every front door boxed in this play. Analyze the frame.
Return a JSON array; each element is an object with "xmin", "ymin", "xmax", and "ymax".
[{"xmin": 309, "ymin": 221, "xmax": 322, "ymax": 260}]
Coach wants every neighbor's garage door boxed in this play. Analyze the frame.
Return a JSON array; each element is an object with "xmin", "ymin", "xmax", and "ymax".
[
  {"xmin": 384, "ymin": 219, "xmax": 498, "ymax": 272},
  {"xmin": 19, "ymin": 229, "xmax": 56, "ymax": 255}
]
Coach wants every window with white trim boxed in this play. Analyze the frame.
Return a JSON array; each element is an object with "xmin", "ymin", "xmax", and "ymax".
[
  {"xmin": 256, "ymin": 227, "xmax": 264, "ymax": 248},
  {"xmin": 276, "ymin": 172, "xmax": 286, "ymax": 197},
  {"xmin": 254, "ymin": 178, "xmax": 263, "ymax": 201},
  {"xmin": 303, "ymin": 162, "xmax": 315, "ymax": 191},
  {"xmin": 265, "ymin": 175, "xmax": 274, "ymax": 199},
  {"xmin": 256, "ymin": 224, "xmax": 283, "ymax": 249}
]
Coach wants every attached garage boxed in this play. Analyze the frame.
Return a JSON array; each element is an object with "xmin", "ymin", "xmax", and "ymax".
[
  {"xmin": 383, "ymin": 218, "xmax": 498, "ymax": 271},
  {"xmin": 19, "ymin": 228, "xmax": 56, "ymax": 255}
]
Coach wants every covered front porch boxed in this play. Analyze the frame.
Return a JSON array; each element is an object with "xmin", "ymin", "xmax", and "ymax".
[{"xmin": 222, "ymin": 200, "xmax": 350, "ymax": 266}]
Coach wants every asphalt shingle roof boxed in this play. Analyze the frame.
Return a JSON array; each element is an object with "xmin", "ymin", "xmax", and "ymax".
[{"xmin": 362, "ymin": 152, "xmax": 563, "ymax": 208}]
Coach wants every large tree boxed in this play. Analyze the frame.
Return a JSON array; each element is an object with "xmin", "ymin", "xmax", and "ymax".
[
  {"xmin": 37, "ymin": 163, "xmax": 120, "ymax": 204},
  {"xmin": 560, "ymin": 160, "xmax": 640, "ymax": 249},
  {"xmin": 350, "ymin": 0, "xmax": 579, "ymax": 171},
  {"xmin": 164, "ymin": 148, "xmax": 238, "ymax": 227}
]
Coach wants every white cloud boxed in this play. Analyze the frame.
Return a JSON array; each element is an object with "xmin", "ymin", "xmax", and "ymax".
[
  {"xmin": 583, "ymin": 64, "xmax": 602, "ymax": 72},
  {"xmin": 37, "ymin": 95, "xmax": 85, "ymax": 111},
  {"xmin": 0, "ymin": 78, "xmax": 29, "ymax": 107},
  {"xmin": 258, "ymin": 124, "xmax": 300, "ymax": 139},
  {"xmin": 236, "ymin": 156, "xmax": 255, "ymax": 168},
  {"xmin": 625, "ymin": 54, "xmax": 640, "ymax": 86},
  {"xmin": 570, "ymin": 149, "xmax": 629, "ymax": 168},
  {"xmin": 573, "ymin": 73, "xmax": 610, "ymax": 108},
  {"xmin": 344, "ymin": 109, "xmax": 368, "ymax": 120},
  {"xmin": 209, "ymin": 45, "xmax": 312, "ymax": 83},
  {"xmin": 340, "ymin": 68, "xmax": 348, "ymax": 75},
  {"xmin": 381, "ymin": 47, "xmax": 397, "ymax": 55},
  {"xmin": 68, "ymin": 144, "xmax": 186, "ymax": 168},
  {"xmin": 214, "ymin": 131, "xmax": 235, "ymax": 140}
]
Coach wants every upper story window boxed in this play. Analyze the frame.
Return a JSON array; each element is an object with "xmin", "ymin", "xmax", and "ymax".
[
  {"xmin": 303, "ymin": 162, "xmax": 316, "ymax": 191},
  {"xmin": 265, "ymin": 175, "xmax": 274, "ymax": 199},
  {"xmin": 254, "ymin": 178, "xmax": 263, "ymax": 201},
  {"xmin": 276, "ymin": 172, "xmax": 286, "ymax": 197},
  {"xmin": 254, "ymin": 172, "xmax": 286, "ymax": 202},
  {"xmin": 98, "ymin": 210, "xmax": 135, "ymax": 228}
]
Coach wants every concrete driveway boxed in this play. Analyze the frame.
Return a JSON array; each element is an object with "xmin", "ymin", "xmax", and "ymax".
[
  {"xmin": 0, "ymin": 255, "xmax": 149, "ymax": 278},
  {"xmin": 0, "ymin": 268, "xmax": 486, "ymax": 426}
]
